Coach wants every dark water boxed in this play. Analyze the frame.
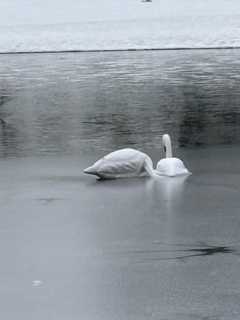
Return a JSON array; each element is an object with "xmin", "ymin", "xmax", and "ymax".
[
  {"xmin": 1, "ymin": 50, "xmax": 240, "ymax": 320},
  {"xmin": 1, "ymin": 50, "xmax": 240, "ymax": 158}
]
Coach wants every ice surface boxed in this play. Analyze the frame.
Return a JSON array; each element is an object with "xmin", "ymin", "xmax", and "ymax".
[
  {"xmin": 1, "ymin": 152, "xmax": 240, "ymax": 320},
  {"xmin": 1, "ymin": 0, "xmax": 240, "ymax": 26}
]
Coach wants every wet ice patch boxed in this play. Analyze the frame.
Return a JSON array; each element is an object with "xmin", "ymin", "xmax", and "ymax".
[
  {"xmin": 108, "ymin": 242, "xmax": 239, "ymax": 264},
  {"xmin": 36, "ymin": 197, "xmax": 63, "ymax": 204}
]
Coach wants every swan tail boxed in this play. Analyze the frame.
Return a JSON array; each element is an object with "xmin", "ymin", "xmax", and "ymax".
[{"xmin": 83, "ymin": 165, "xmax": 98, "ymax": 175}]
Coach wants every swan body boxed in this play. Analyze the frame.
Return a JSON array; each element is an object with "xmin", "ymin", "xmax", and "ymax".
[
  {"xmin": 84, "ymin": 148, "xmax": 154, "ymax": 179},
  {"xmin": 156, "ymin": 157, "xmax": 189, "ymax": 177},
  {"xmin": 156, "ymin": 134, "xmax": 190, "ymax": 177}
]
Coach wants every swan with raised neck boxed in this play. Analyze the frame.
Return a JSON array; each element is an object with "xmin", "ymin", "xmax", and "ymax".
[{"xmin": 156, "ymin": 134, "xmax": 191, "ymax": 177}]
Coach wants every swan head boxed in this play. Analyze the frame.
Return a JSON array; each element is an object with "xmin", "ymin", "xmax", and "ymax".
[{"xmin": 162, "ymin": 134, "xmax": 173, "ymax": 158}]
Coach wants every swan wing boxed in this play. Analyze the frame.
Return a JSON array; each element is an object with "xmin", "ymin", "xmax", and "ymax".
[
  {"xmin": 100, "ymin": 159, "xmax": 141, "ymax": 177},
  {"xmin": 99, "ymin": 151, "xmax": 147, "ymax": 178},
  {"xmin": 104, "ymin": 148, "xmax": 143, "ymax": 161}
]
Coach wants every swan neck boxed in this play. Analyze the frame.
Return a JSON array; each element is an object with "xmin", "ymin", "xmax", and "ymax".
[{"xmin": 163, "ymin": 134, "xmax": 173, "ymax": 158}]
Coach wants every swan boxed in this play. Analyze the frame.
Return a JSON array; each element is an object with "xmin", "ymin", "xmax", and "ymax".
[
  {"xmin": 156, "ymin": 134, "xmax": 190, "ymax": 177},
  {"xmin": 84, "ymin": 148, "xmax": 155, "ymax": 179}
]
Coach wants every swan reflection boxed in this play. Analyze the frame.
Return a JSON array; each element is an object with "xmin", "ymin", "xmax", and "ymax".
[{"xmin": 147, "ymin": 174, "xmax": 190, "ymax": 209}]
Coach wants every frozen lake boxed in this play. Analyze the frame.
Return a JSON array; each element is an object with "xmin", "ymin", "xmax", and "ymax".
[{"xmin": 1, "ymin": 50, "xmax": 240, "ymax": 319}]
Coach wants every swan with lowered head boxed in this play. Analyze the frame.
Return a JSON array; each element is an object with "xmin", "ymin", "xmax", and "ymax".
[
  {"xmin": 84, "ymin": 148, "xmax": 155, "ymax": 179},
  {"xmin": 156, "ymin": 134, "xmax": 190, "ymax": 177}
]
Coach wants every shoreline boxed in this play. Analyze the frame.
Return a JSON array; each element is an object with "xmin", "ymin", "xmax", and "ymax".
[{"xmin": 1, "ymin": 46, "xmax": 240, "ymax": 55}]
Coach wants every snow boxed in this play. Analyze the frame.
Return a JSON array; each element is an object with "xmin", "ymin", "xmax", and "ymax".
[
  {"xmin": 1, "ymin": 0, "xmax": 240, "ymax": 25},
  {"xmin": 1, "ymin": 0, "xmax": 240, "ymax": 52}
]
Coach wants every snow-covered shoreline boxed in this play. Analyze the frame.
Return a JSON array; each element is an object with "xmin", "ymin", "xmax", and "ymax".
[{"xmin": 1, "ymin": 15, "xmax": 240, "ymax": 53}]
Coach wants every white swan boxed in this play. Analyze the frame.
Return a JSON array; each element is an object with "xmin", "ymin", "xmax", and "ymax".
[
  {"xmin": 84, "ymin": 148, "xmax": 155, "ymax": 179},
  {"xmin": 156, "ymin": 134, "xmax": 190, "ymax": 177}
]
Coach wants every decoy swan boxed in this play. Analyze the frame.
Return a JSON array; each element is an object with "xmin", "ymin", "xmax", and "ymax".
[{"xmin": 156, "ymin": 134, "xmax": 190, "ymax": 177}]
